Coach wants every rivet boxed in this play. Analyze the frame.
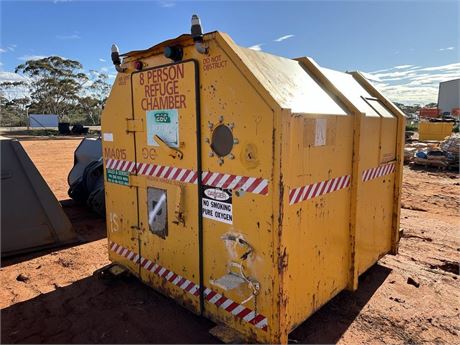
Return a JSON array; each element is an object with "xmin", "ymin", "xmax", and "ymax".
[
  {"xmin": 228, "ymin": 153, "xmax": 234, "ymax": 160},
  {"xmin": 208, "ymin": 121, "xmax": 213, "ymax": 128},
  {"xmin": 218, "ymin": 157, "xmax": 224, "ymax": 165},
  {"xmin": 209, "ymin": 152, "xmax": 214, "ymax": 157},
  {"xmin": 233, "ymin": 138, "xmax": 239, "ymax": 144},
  {"xmin": 204, "ymin": 138, "xmax": 210, "ymax": 143},
  {"xmin": 218, "ymin": 115, "xmax": 224, "ymax": 123},
  {"xmin": 228, "ymin": 123, "xmax": 234, "ymax": 129}
]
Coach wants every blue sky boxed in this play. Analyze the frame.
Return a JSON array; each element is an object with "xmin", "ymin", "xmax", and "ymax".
[{"xmin": 1, "ymin": 0, "xmax": 459, "ymax": 104}]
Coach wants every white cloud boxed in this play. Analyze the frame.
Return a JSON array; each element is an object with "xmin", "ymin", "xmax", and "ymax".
[
  {"xmin": 0, "ymin": 71, "xmax": 28, "ymax": 83},
  {"xmin": 99, "ymin": 58, "xmax": 106, "ymax": 62},
  {"xmin": 419, "ymin": 62, "xmax": 460, "ymax": 72},
  {"xmin": 361, "ymin": 72, "xmax": 382, "ymax": 83},
  {"xmin": 373, "ymin": 70, "xmax": 418, "ymax": 80},
  {"xmin": 18, "ymin": 55, "xmax": 47, "ymax": 61},
  {"xmin": 248, "ymin": 44, "xmax": 263, "ymax": 51},
  {"xmin": 56, "ymin": 33, "xmax": 80, "ymax": 40},
  {"xmin": 439, "ymin": 46, "xmax": 455, "ymax": 51},
  {"xmin": 157, "ymin": 0, "xmax": 175, "ymax": 7},
  {"xmin": 369, "ymin": 64, "xmax": 417, "ymax": 74},
  {"xmin": 394, "ymin": 64, "xmax": 414, "ymax": 69},
  {"xmin": 100, "ymin": 67, "xmax": 108, "ymax": 72},
  {"xmin": 1, "ymin": 44, "xmax": 18, "ymax": 53},
  {"xmin": 365, "ymin": 62, "xmax": 460, "ymax": 105},
  {"xmin": 274, "ymin": 34, "xmax": 294, "ymax": 42}
]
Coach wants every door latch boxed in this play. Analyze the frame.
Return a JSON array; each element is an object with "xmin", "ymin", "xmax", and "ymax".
[
  {"xmin": 154, "ymin": 135, "xmax": 183, "ymax": 160},
  {"xmin": 172, "ymin": 185, "xmax": 185, "ymax": 226}
]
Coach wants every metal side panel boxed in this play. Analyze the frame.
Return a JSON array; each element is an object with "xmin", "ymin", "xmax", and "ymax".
[
  {"xmin": 1, "ymin": 138, "xmax": 77, "ymax": 257},
  {"xmin": 68, "ymin": 137, "xmax": 102, "ymax": 186}
]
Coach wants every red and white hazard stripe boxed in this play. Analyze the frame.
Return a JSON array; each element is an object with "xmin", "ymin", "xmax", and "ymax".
[
  {"xmin": 135, "ymin": 162, "xmax": 198, "ymax": 184},
  {"xmin": 289, "ymin": 162, "xmax": 396, "ymax": 205},
  {"xmin": 201, "ymin": 171, "xmax": 268, "ymax": 195},
  {"xmin": 104, "ymin": 158, "xmax": 269, "ymax": 196},
  {"xmin": 362, "ymin": 162, "xmax": 395, "ymax": 182},
  {"xmin": 289, "ymin": 174, "xmax": 351, "ymax": 205},
  {"xmin": 106, "ymin": 158, "xmax": 137, "ymax": 173},
  {"xmin": 109, "ymin": 241, "xmax": 268, "ymax": 331}
]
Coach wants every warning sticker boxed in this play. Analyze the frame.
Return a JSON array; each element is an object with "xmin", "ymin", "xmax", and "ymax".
[
  {"xmin": 106, "ymin": 169, "xmax": 130, "ymax": 186},
  {"xmin": 202, "ymin": 187, "xmax": 233, "ymax": 224},
  {"xmin": 146, "ymin": 109, "xmax": 179, "ymax": 148}
]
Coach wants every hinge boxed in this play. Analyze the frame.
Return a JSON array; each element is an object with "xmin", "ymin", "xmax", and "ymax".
[{"xmin": 126, "ymin": 118, "xmax": 144, "ymax": 132}]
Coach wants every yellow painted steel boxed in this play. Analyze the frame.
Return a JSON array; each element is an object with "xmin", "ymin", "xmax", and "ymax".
[
  {"xmin": 418, "ymin": 121, "xmax": 453, "ymax": 141},
  {"xmin": 101, "ymin": 31, "xmax": 404, "ymax": 343}
]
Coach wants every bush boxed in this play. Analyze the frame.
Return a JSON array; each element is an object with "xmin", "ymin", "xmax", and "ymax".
[{"xmin": 405, "ymin": 123, "xmax": 418, "ymax": 131}]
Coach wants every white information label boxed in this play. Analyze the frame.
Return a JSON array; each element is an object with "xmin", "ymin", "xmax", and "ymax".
[
  {"xmin": 202, "ymin": 187, "xmax": 233, "ymax": 224},
  {"xmin": 103, "ymin": 132, "xmax": 114, "ymax": 142},
  {"xmin": 146, "ymin": 109, "xmax": 179, "ymax": 148},
  {"xmin": 315, "ymin": 118, "xmax": 327, "ymax": 146}
]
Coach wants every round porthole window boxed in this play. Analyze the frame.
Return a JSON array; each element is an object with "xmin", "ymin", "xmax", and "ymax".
[{"xmin": 211, "ymin": 124, "xmax": 234, "ymax": 157}]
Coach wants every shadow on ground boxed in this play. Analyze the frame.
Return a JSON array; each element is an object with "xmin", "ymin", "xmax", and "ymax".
[
  {"xmin": 289, "ymin": 264, "xmax": 392, "ymax": 344},
  {"xmin": 1, "ymin": 274, "xmax": 217, "ymax": 344},
  {"xmin": 1, "ymin": 262, "xmax": 390, "ymax": 344},
  {"xmin": 2, "ymin": 199, "xmax": 106, "ymax": 267}
]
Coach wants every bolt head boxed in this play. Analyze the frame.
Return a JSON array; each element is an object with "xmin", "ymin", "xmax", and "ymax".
[
  {"xmin": 209, "ymin": 152, "xmax": 214, "ymax": 157},
  {"xmin": 208, "ymin": 122, "xmax": 213, "ymax": 128},
  {"xmin": 218, "ymin": 158, "xmax": 224, "ymax": 165},
  {"xmin": 218, "ymin": 115, "xmax": 224, "ymax": 123},
  {"xmin": 228, "ymin": 153, "xmax": 234, "ymax": 159},
  {"xmin": 233, "ymin": 138, "xmax": 239, "ymax": 144}
]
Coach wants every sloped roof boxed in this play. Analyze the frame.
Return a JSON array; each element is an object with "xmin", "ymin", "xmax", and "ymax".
[
  {"xmin": 320, "ymin": 67, "xmax": 384, "ymax": 117},
  {"xmin": 234, "ymin": 47, "xmax": 348, "ymax": 115},
  {"xmin": 121, "ymin": 31, "xmax": 395, "ymax": 117}
]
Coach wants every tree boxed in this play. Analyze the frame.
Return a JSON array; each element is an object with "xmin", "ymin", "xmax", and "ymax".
[
  {"xmin": 0, "ymin": 81, "xmax": 30, "ymax": 126},
  {"xmin": 10, "ymin": 56, "xmax": 111, "ymax": 125},
  {"xmin": 77, "ymin": 71, "xmax": 110, "ymax": 125},
  {"xmin": 15, "ymin": 56, "xmax": 88, "ymax": 119}
]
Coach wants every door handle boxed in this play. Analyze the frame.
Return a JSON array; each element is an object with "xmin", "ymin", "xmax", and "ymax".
[{"xmin": 154, "ymin": 135, "xmax": 183, "ymax": 160}]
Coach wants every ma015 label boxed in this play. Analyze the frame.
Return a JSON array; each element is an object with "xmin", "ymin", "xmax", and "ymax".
[{"xmin": 202, "ymin": 187, "xmax": 233, "ymax": 224}]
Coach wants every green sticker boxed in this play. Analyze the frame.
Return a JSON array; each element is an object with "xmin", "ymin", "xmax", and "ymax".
[
  {"xmin": 154, "ymin": 112, "xmax": 171, "ymax": 123},
  {"xmin": 106, "ymin": 169, "xmax": 130, "ymax": 186}
]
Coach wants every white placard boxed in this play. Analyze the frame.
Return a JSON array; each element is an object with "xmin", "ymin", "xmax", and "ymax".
[
  {"xmin": 315, "ymin": 119, "xmax": 327, "ymax": 146},
  {"xmin": 202, "ymin": 187, "xmax": 233, "ymax": 224}
]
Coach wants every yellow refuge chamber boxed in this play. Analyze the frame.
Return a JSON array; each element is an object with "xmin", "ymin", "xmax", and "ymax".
[{"xmin": 101, "ymin": 20, "xmax": 405, "ymax": 343}]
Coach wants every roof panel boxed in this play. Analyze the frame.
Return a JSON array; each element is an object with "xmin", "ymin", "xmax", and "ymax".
[
  {"xmin": 235, "ymin": 47, "xmax": 348, "ymax": 115},
  {"xmin": 320, "ymin": 67, "xmax": 381, "ymax": 117}
]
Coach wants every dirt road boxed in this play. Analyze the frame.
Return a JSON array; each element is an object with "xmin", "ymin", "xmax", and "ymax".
[{"xmin": 1, "ymin": 140, "xmax": 459, "ymax": 343}]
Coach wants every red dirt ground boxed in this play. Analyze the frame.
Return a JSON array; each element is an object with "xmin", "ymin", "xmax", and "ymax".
[{"xmin": 1, "ymin": 139, "xmax": 459, "ymax": 344}]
